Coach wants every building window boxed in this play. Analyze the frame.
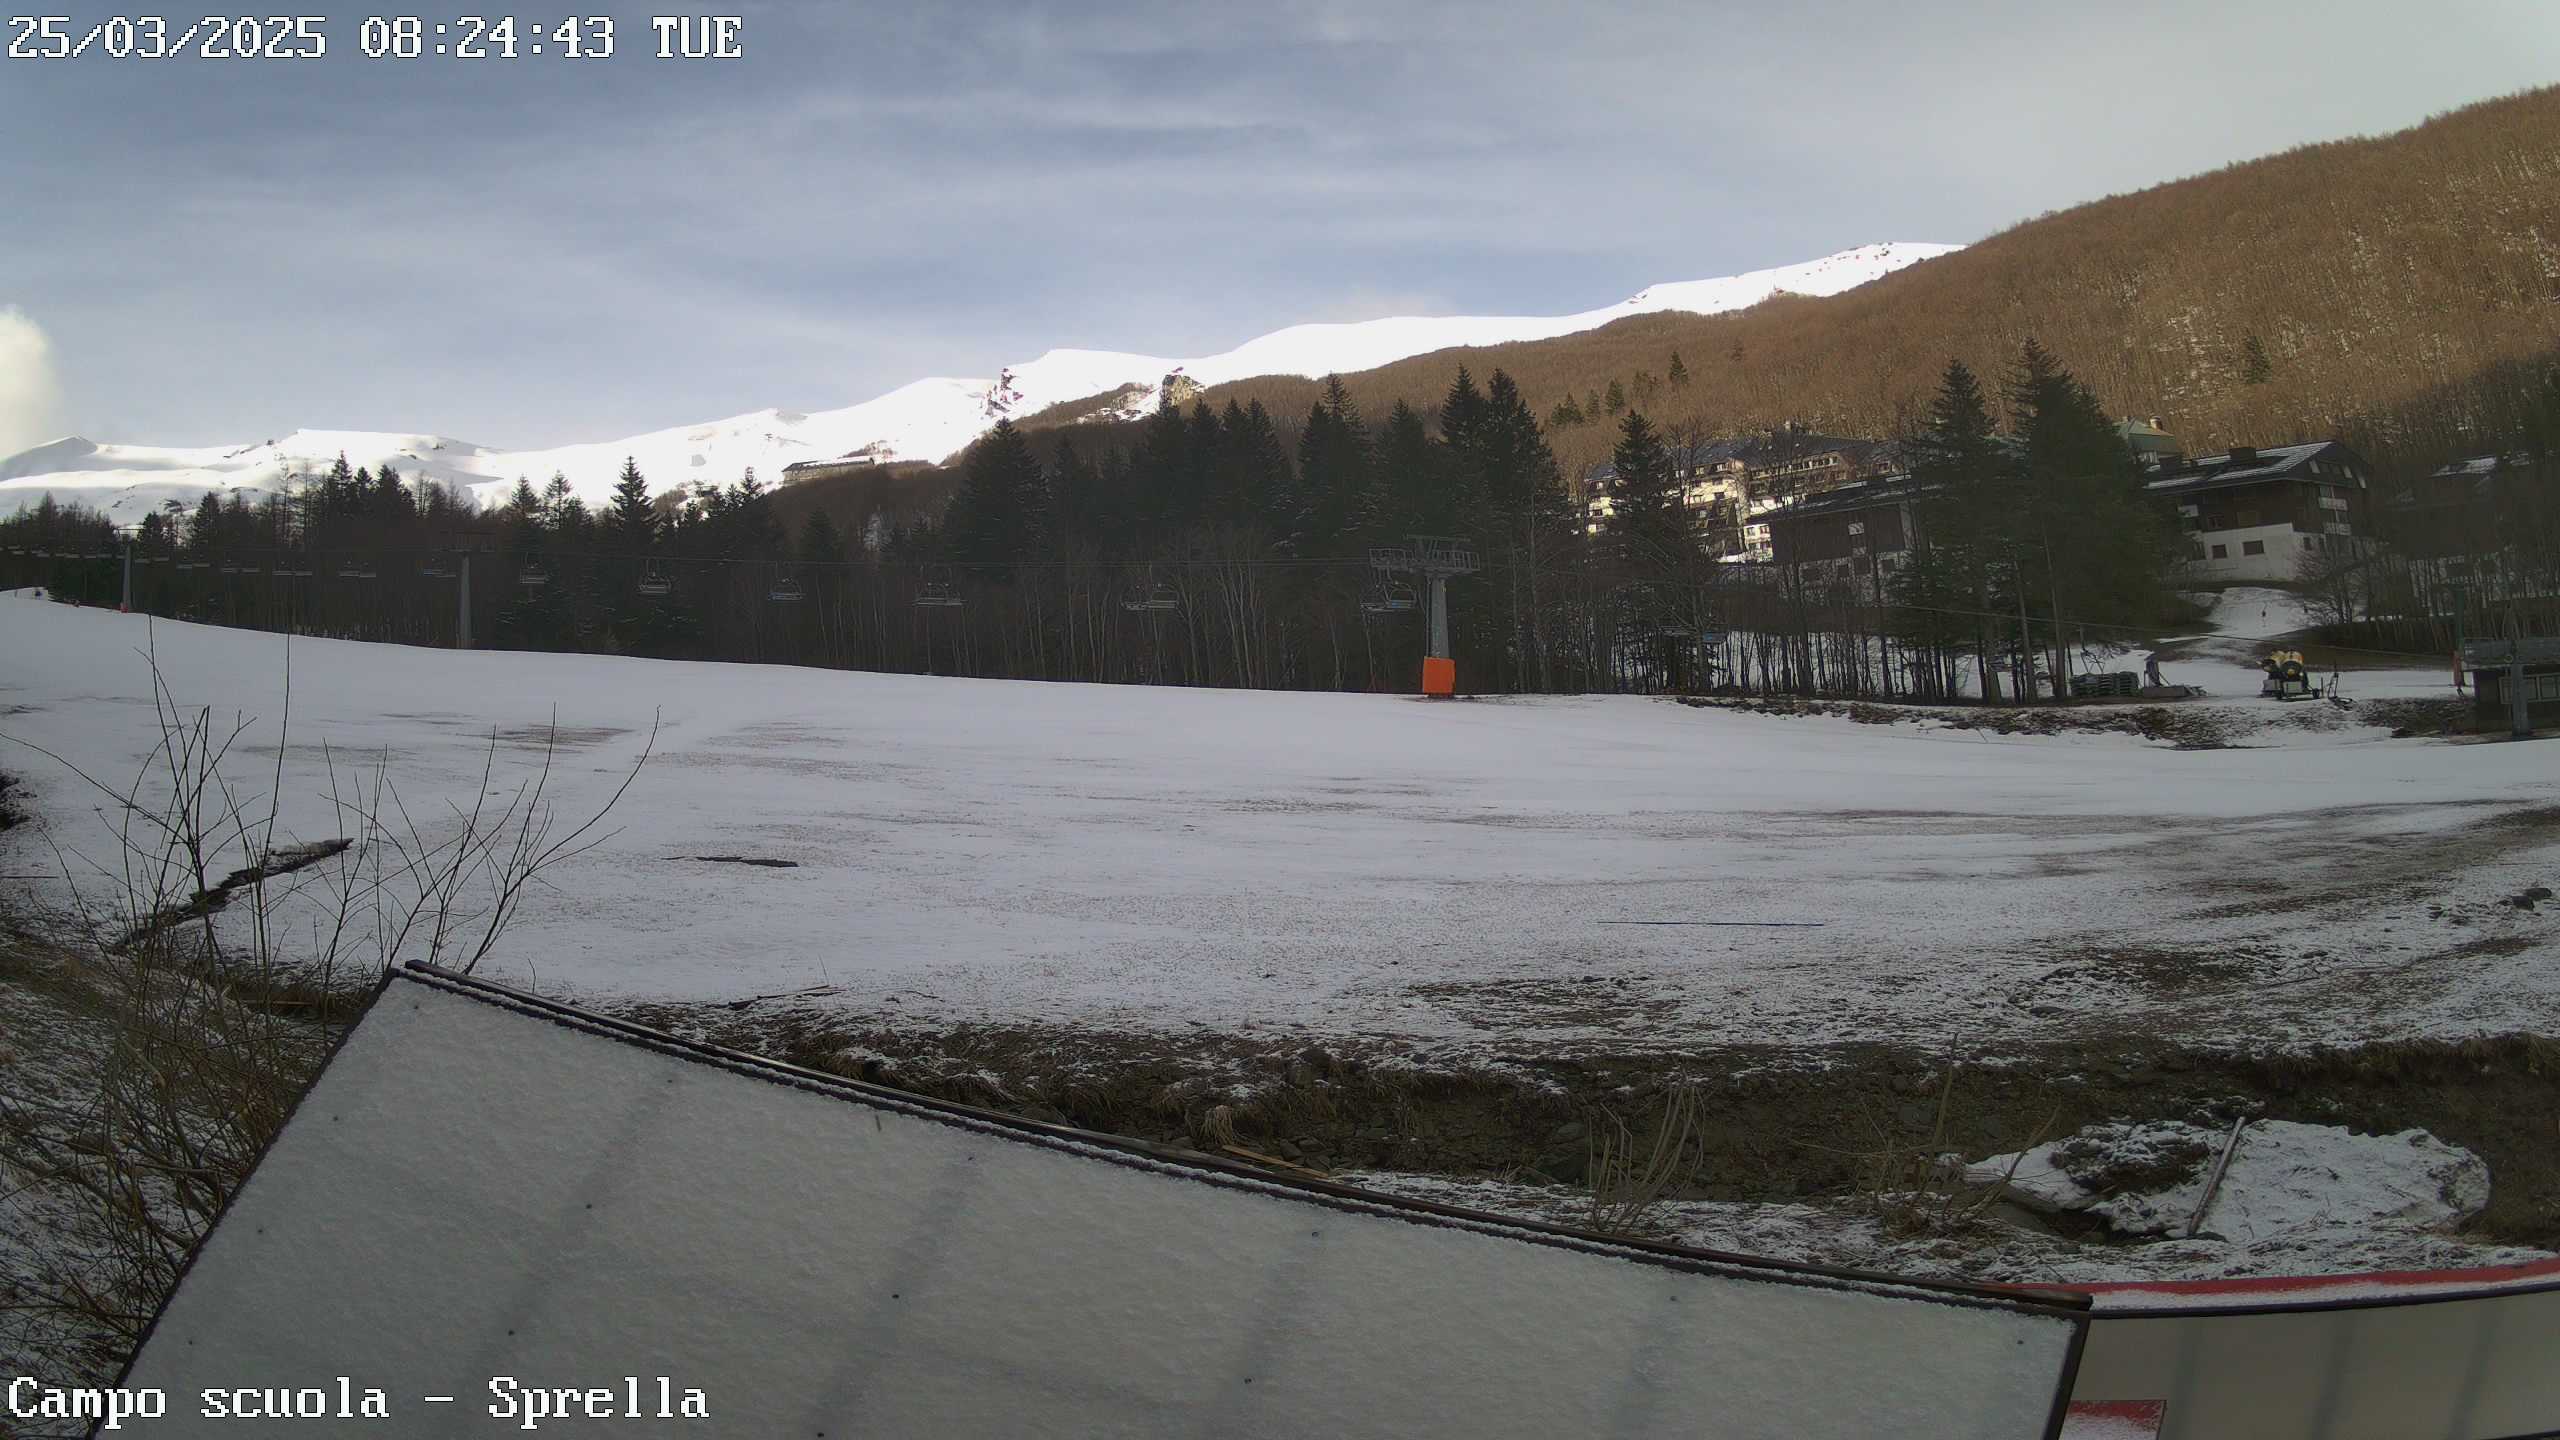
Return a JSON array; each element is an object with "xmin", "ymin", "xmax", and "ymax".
[
  {"xmin": 2242, "ymin": 540, "xmax": 2266, "ymax": 556},
  {"xmin": 2210, "ymin": 544, "xmax": 2229, "ymax": 559},
  {"xmin": 2534, "ymin": 674, "xmax": 2560, "ymax": 703}
]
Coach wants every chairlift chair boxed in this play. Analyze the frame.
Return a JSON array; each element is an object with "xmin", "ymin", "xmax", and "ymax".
[
  {"xmin": 637, "ymin": 563, "xmax": 673, "ymax": 597},
  {"xmin": 517, "ymin": 565, "xmax": 551, "ymax": 590},
  {"xmin": 218, "ymin": 561, "xmax": 246, "ymax": 576},
  {"xmin": 420, "ymin": 556, "xmax": 455, "ymax": 578},
  {"xmin": 1122, "ymin": 579, "xmax": 1180, "ymax": 613},
  {"xmin": 768, "ymin": 572, "xmax": 805, "ymax": 604},
  {"xmin": 337, "ymin": 560, "xmax": 377, "ymax": 579},
  {"xmin": 1361, "ymin": 580, "xmax": 1418, "ymax": 614},
  {"xmin": 915, "ymin": 578, "xmax": 964, "ymax": 609}
]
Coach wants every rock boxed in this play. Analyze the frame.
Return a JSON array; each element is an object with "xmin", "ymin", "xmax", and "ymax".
[
  {"xmin": 1536, "ymin": 1149, "xmax": 1588, "ymax": 1185},
  {"xmin": 1274, "ymin": 1138, "xmax": 1303, "ymax": 1160},
  {"xmin": 1548, "ymin": 1120, "xmax": 1588, "ymax": 1145}
]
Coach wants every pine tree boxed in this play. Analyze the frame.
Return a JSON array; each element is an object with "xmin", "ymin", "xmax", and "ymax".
[
  {"xmin": 1668, "ymin": 351, "xmax": 1691, "ymax": 389},
  {"xmin": 1470, "ymin": 371, "xmax": 1577, "ymax": 689},
  {"xmin": 1293, "ymin": 377, "xmax": 1373, "ymax": 555},
  {"xmin": 1604, "ymin": 411, "xmax": 1689, "ymax": 571},
  {"xmin": 1441, "ymin": 367, "xmax": 1487, "ymax": 455},
  {"xmin": 1547, "ymin": 396, "xmax": 1585, "ymax": 429},
  {"xmin": 799, "ymin": 508, "xmax": 844, "ymax": 564},
  {"xmin": 321, "ymin": 453, "xmax": 357, "ymax": 521},
  {"xmin": 2008, "ymin": 340, "xmax": 2176, "ymax": 646},
  {"xmin": 2241, "ymin": 333, "xmax": 2274, "ymax": 386},
  {"xmin": 372, "ymin": 462, "xmax": 409, "ymax": 520},
  {"xmin": 1604, "ymin": 379, "xmax": 1629, "ymax": 416},
  {"xmin": 1222, "ymin": 400, "xmax": 1295, "ymax": 547},
  {"xmin": 606, "ymin": 456, "xmax": 659, "ymax": 552},
  {"xmin": 1898, "ymin": 359, "xmax": 2015, "ymax": 699},
  {"xmin": 945, "ymin": 419, "xmax": 1048, "ymax": 571},
  {"xmin": 1374, "ymin": 400, "xmax": 1443, "ymax": 540}
]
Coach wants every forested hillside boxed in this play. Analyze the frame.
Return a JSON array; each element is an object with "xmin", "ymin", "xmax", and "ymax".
[{"xmin": 1026, "ymin": 87, "xmax": 2560, "ymax": 480}]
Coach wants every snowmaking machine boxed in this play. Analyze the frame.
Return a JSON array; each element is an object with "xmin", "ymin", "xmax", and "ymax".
[{"xmin": 2260, "ymin": 650, "xmax": 2323, "ymax": 701}]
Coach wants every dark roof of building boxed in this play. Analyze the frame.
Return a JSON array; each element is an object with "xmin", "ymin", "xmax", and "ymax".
[
  {"xmin": 2429, "ymin": 452, "xmax": 2538, "ymax": 480},
  {"xmin": 1758, "ymin": 470, "xmax": 1937, "ymax": 522},
  {"xmin": 2142, "ymin": 440, "xmax": 2361, "ymax": 498},
  {"xmin": 1583, "ymin": 432, "xmax": 1898, "ymax": 487},
  {"xmin": 780, "ymin": 455, "xmax": 883, "ymax": 477},
  {"xmin": 2462, "ymin": 637, "xmax": 2560, "ymax": 668}
]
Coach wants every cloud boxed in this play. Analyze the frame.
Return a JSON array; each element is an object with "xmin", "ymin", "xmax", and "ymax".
[{"xmin": 0, "ymin": 307, "xmax": 64, "ymax": 458}]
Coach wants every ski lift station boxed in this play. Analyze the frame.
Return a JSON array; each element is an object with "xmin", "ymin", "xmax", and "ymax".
[{"xmin": 2463, "ymin": 638, "xmax": 2560, "ymax": 727}]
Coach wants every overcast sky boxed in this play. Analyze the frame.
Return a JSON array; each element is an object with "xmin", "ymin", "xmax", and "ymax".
[{"xmin": 3, "ymin": 0, "xmax": 2556, "ymax": 452}]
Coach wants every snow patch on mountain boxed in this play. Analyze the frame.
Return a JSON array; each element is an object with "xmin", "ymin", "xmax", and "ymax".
[{"xmin": 0, "ymin": 242, "xmax": 1955, "ymax": 524}]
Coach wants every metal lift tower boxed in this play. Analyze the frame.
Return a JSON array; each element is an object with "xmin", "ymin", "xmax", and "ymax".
[{"xmin": 1370, "ymin": 535, "xmax": 1478, "ymax": 697}]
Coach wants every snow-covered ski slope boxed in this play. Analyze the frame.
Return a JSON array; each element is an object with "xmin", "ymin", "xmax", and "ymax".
[
  {"xmin": 6, "ymin": 596, "xmax": 2551, "ymax": 1060},
  {"xmin": 0, "ymin": 244, "xmax": 1954, "ymax": 525}
]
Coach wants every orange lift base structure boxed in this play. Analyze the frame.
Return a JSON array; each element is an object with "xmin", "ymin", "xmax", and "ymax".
[{"xmin": 1421, "ymin": 657, "xmax": 1456, "ymax": 697}]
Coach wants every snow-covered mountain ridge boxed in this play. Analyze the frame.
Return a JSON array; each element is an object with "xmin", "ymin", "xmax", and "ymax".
[{"xmin": 0, "ymin": 242, "xmax": 1956, "ymax": 524}]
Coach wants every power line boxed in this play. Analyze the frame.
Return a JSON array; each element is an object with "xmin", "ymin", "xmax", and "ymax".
[{"xmin": 6, "ymin": 535, "xmax": 2479, "ymax": 663}]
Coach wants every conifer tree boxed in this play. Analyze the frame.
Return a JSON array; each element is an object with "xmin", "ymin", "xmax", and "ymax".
[
  {"xmin": 945, "ymin": 419, "xmax": 1048, "ymax": 571},
  {"xmin": 1896, "ymin": 359, "xmax": 2013, "ymax": 699},
  {"xmin": 2241, "ymin": 333, "xmax": 2274, "ymax": 386},
  {"xmin": 1604, "ymin": 379, "xmax": 1629, "ymax": 416},
  {"xmin": 1441, "ymin": 367, "xmax": 1487, "ymax": 455},
  {"xmin": 1293, "ymin": 377, "xmax": 1373, "ymax": 555},
  {"xmin": 1223, "ymin": 400, "xmax": 1295, "ymax": 547},
  {"xmin": 1668, "ymin": 351, "xmax": 1691, "ymax": 389},
  {"xmin": 372, "ymin": 462, "xmax": 409, "ymax": 521},
  {"xmin": 1604, "ymin": 411, "xmax": 1689, "ymax": 571},
  {"xmin": 1374, "ymin": 400, "xmax": 1443, "ymax": 540},
  {"xmin": 800, "ymin": 508, "xmax": 845, "ymax": 563},
  {"xmin": 606, "ymin": 457, "xmax": 659, "ymax": 552}
]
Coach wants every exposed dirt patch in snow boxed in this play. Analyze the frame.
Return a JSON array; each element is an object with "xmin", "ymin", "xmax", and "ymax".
[{"xmin": 635, "ymin": 999, "xmax": 2560, "ymax": 1269}]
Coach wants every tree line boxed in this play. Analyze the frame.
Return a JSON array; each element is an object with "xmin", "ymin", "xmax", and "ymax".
[{"xmin": 6, "ymin": 346, "xmax": 2552, "ymax": 702}]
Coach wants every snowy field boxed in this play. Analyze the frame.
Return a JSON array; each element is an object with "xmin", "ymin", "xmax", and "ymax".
[{"xmin": 4, "ymin": 591, "xmax": 2557, "ymax": 1062}]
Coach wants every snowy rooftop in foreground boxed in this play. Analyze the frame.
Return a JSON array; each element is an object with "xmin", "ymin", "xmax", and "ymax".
[
  {"xmin": 114, "ymin": 967, "xmax": 2082, "ymax": 1439},
  {"xmin": 3, "ymin": 596, "xmax": 2557, "ymax": 1060}
]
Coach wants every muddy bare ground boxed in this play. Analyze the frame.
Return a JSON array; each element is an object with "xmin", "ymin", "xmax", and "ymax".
[
  {"xmin": 627, "ymin": 999, "xmax": 2560, "ymax": 1252},
  {"xmin": 1677, "ymin": 691, "xmax": 2475, "ymax": 749}
]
